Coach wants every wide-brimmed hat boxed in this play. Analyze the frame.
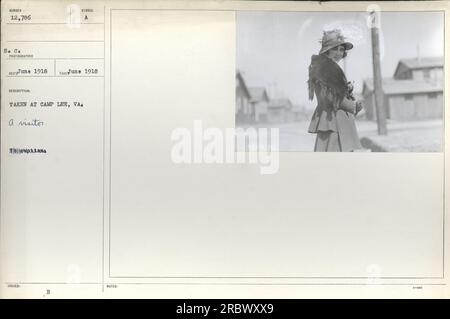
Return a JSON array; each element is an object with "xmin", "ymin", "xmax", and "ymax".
[{"xmin": 319, "ymin": 29, "xmax": 353, "ymax": 55}]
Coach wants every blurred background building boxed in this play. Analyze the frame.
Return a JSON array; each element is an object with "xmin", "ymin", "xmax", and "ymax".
[
  {"xmin": 236, "ymin": 69, "xmax": 311, "ymax": 126},
  {"xmin": 362, "ymin": 56, "xmax": 443, "ymax": 121}
]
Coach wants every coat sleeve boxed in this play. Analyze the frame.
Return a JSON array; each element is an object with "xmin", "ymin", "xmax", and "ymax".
[
  {"xmin": 316, "ymin": 83, "xmax": 355, "ymax": 114},
  {"xmin": 339, "ymin": 97, "xmax": 356, "ymax": 114}
]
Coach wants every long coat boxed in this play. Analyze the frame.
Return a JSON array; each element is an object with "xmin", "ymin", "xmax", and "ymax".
[{"xmin": 308, "ymin": 82, "xmax": 362, "ymax": 152}]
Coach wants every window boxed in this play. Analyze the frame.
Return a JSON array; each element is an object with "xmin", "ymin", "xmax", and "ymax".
[
  {"xmin": 428, "ymin": 92, "xmax": 438, "ymax": 99},
  {"xmin": 423, "ymin": 69, "xmax": 430, "ymax": 79},
  {"xmin": 404, "ymin": 94, "xmax": 413, "ymax": 101}
]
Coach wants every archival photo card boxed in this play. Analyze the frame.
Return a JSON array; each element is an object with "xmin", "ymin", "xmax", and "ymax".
[{"xmin": 1, "ymin": 0, "xmax": 449, "ymax": 299}]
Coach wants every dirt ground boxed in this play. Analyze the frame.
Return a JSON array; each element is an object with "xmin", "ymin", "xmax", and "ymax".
[{"xmin": 236, "ymin": 118, "xmax": 442, "ymax": 152}]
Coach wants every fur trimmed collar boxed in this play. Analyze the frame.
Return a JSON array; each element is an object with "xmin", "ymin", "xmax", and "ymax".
[{"xmin": 307, "ymin": 54, "xmax": 349, "ymax": 110}]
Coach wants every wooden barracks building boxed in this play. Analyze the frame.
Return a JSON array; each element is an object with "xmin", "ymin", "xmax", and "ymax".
[{"xmin": 362, "ymin": 56, "xmax": 443, "ymax": 121}]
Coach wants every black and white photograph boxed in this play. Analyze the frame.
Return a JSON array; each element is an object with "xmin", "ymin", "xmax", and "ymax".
[{"xmin": 236, "ymin": 10, "xmax": 444, "ymax": 152}]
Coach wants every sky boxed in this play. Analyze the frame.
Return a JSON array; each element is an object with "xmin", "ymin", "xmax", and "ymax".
[{"xmin": 237, "ymin": 11, "xmax": 444, "ymax": 110}]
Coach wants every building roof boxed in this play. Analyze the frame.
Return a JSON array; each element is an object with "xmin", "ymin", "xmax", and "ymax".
[
  {"xmin": 398, "ymin": 56, "xmax": 443, "ymax": 70},
  {"xmin": 362, "ymin": 77, "xmax": 443, "ymax": 96},
  {"xmin": 236, "ymin": 70, "xmax": 250, "ymax": 98},
  {"xmin": 268, "ymin": 98, "xmax": 292, "ymax": 109},
  {"xmin": 248, "ymin": 87, "xmax": 269, "ymax": 103}
]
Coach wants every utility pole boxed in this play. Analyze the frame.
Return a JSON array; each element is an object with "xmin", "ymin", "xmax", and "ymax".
[
  {"xmin": 416, "ymin": 43, "xmax": 421, "ymax": 63},
  {"xmin": 370, "ymin": 10, "xmax": 387, "ymax": 135}
]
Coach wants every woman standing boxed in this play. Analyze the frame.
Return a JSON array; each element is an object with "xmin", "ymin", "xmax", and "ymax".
[{"xmin": 307, "ymin": 29, "xmax": 364, "ymax": 152}]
